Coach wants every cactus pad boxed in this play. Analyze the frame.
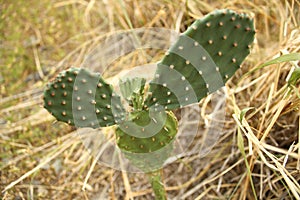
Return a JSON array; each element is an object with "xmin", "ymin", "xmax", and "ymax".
[
  {"xmin": 116, "ymin": 110, "xmax": 178, "ymax": 171},
  {"xmin": 116, "ymin": 110, "xmax": 178, "ymax": 153},
  {"xmin": 146, "ymin": 9, "xmax": 256, "ymax": 110},
  {"xmin": 43, "ymin": 68, "xmax": 125, "ymax": 128}
]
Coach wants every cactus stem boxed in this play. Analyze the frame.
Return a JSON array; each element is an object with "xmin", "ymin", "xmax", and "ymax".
[{"xmin": 147, "ymin": 170, "xmax": 167, "ymax": 200}]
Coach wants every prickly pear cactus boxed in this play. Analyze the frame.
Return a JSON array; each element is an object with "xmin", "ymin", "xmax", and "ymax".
[
  {"xmin": 43, "ymin": 9, "xmax": 256, "ymax": 200},
  {"xmin": 43, "ymin": 68, "xmax": 125, "ymax": 128},
  {"xmin": 145, "ymin": 9, "xmax": 256, "ymax": 110}
]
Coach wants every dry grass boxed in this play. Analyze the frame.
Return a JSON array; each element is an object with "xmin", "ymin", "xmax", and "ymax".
[{"xmin": 1, "ymin": 0, "xmax": 300, "ymax": 199}]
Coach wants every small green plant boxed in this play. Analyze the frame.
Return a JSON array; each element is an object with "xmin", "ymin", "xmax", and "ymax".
[{"xmin": 43, "ymin": 9, "xmax": 255, "ymax": 199}]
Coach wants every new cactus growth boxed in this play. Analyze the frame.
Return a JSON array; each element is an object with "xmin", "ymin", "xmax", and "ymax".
[
  {"xmin": 43, "ymin": 9, "xmax": 255, "ymax": 200},
  {"xmin": 119, "ymin": 77, "xmax": 146, "ymax": 110}
]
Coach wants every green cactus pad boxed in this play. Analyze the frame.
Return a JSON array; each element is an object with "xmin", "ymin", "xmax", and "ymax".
[
  {"xmin": 146, "ymin": 9, "xmax": 256, "ymax": 110},
  {"xmin": 43, "ymin": 68, "xmax": 125, "ymax": 128},
  {"xmin": 116, "ymin": 110, "xmax": 178, "ymax": 153},
  {"xmin": 116, "ymin": 110, "xmax": 177, "ymax": 171}
]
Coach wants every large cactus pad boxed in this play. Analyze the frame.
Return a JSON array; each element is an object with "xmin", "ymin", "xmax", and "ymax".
[
  {"xmin": 146, "ymin": 9, "xmax": 256, "ymax": 110},
  {"xmin": 43, "ymin": 68, "xmax": 125, "ymax": 128}
]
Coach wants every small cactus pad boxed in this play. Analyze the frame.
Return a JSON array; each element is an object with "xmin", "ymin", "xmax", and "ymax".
[
  {"xmin": 43, "ymin": 68, "xmax": 125, "ymax": 128},
  {"xmin": 116, "ymin": 110, "xmax": 178, "ymax": 171},
  {"xmin": 116, "ymin": 110, "xmax": 178, "ymax": 153},
  {"xmin": 146, "ymin": 9, "xmax": 255, "ymax": 110},
  {"xmin": 119, "ymin": 77, "xmax": 146, "ymax": 110}
]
